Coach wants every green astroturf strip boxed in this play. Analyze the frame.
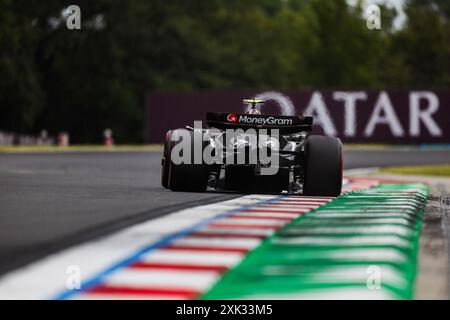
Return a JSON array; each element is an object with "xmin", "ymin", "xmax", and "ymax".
[{"xmin": 202, "ymin": 183, "xmax": 428, "ymax": 300}]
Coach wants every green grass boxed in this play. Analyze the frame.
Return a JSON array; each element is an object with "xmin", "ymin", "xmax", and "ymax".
[
  {"xmin": 0, "ymin": 144, "xmax": 163, "ymax": 153},
  {"xmin": 380, "ymin": 164, "xmax": 450, "ymax": 177}
]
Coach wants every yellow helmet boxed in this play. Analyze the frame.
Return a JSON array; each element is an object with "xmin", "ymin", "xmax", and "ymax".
[{"xmin": 244, "ymin": 98, "xmax": 265, "ymax": 115}]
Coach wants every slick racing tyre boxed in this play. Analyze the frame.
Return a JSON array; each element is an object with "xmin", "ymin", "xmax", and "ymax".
[
  {"xmin": 162, "ymin": 129, "xmax": 208, "ymax": 192},
  {"xmin": 303, "ymin": 135, "xmax": 343, "ymax": 197}
]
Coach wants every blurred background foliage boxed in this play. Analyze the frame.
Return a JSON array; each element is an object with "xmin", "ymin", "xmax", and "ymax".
[{"xmin": 0, "ymin": 0, "xmax": 449, "ymax": 142}]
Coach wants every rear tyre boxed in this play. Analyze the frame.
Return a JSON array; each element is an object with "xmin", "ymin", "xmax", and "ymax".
[
  {"xmin": 164, "ymin": 129, "xmax": 208, "ymax": 192},
  {"xmin": 303, "ymin": 135, "xmax": 343, "ymax": 197},
  {"xmin": 161, "ymin": 130, "xmax": 172, "ymax": 189}
]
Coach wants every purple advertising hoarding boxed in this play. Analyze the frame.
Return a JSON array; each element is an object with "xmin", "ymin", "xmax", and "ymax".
[{"xmin": 146, "ymin": 90, "xmax": 450, "ymax": 144}]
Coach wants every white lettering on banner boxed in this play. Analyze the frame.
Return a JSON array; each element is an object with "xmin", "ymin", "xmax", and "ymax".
[
  {"xmin": 304, "ymin": 91, "xmax": 337, "ymax": 136},
  {"xmin": 333, "ymin": 91, "xmax": 367, "ymax": 137},
  {"xmin": 364, "ymin": 91, "xmax": 404, "ymax": 137},
  {"xmin": 409, "ymin": 91, "xmax": 442, "ymax": 137}
]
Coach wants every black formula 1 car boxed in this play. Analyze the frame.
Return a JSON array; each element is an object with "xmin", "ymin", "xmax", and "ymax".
[{"xmin": 161, "ymin": 99, "xmax": 342, "ymax": 196}]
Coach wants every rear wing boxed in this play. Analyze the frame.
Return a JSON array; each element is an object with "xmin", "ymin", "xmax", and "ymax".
[{"xmin": 206, "ymin": 112, "xmax": 313, "ymax": 134}]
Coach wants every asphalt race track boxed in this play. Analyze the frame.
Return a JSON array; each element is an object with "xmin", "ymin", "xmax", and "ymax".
[{"xmin": 1, "ymin": 149, "xmax": 450, "ymax": 276}]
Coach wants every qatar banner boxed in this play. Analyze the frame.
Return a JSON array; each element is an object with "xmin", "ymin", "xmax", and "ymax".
[{"xmin": 146, "ymin": 90, "xmax": 450, "ymax": 144}]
